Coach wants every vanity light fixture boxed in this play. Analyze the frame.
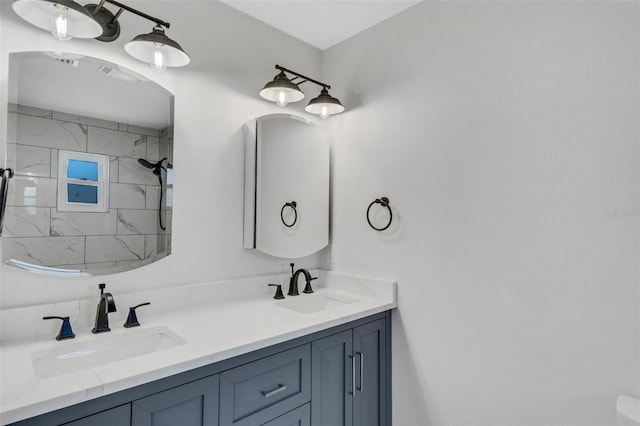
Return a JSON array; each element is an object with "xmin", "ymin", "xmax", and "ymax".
[
  {"xmin": 11, "ymin": 0, "xmax": 190, "ymax": 71},
  {"xmin": 260, "ymin": 65, "xmax": 345, "ymax": 119},
  {"xmin": 11, "ymin": 0, "xmax": 103, "ymax": 40}
]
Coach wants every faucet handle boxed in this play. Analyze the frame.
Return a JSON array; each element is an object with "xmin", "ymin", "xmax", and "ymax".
[
  {"xmin": 303, "ymin": 276, "xmax": 318, "ymax": 294},
  {"xmin": 124, "ymin": 302, "xmax": 151, "ymax": 328},
  {"xmin": 268, "ymin": 284, "xmax": 285, "ymax": 300},
  {"xmin": 43, "ymin": 316, "xmax": 76, "ymax": 341}
]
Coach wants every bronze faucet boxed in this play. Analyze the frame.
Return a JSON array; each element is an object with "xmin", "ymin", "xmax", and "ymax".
[{"xmin": 288, "ymin": 263, "xmax": 318, "ymax": 296}]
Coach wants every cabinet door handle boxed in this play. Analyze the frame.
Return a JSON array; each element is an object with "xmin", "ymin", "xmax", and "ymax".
[
  {"xmin": 356, "ymin": 351, "xmax": 364, "ymax": 392},
  {"xmin": 349, "ymin": 355, "xmax": 356, "ymax": 396},
  {"xmin": 261, "ymin": 383, "xmax": 287, "ymax": 398}
]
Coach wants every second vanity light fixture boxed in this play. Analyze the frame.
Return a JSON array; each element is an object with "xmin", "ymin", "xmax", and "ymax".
[
  {"xmin": 11, "ymin": 0, "xmax": 190, "ymax": 71},
  {"xmin": 260, "ymin": 65, "xmax": 345, "ymax": 119}
]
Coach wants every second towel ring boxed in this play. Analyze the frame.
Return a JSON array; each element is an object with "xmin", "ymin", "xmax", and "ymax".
[
  {"xmin": 281, "ymin": 201, "xmax": 297, "ymax": 227},
  {"xmin": 366, "ymin": 197, "xmax": 392, "ymax": 231}
]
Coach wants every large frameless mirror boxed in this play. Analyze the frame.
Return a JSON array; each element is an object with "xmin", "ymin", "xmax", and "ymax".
[{"xmin": 2, "ymin": 52, "xmax": 173, "ymax": 276}]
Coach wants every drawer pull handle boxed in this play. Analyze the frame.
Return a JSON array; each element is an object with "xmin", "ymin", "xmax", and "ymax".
[
  {"xmin": 357, "ymin": 351, "xmax": 364, "ymax": 392},
  {"xmin": 349, "ymin": 355, "xmax": 356, "ymax": 396},
  {"xmin": 261, "ymin": 384, "xmax": 287, "ymax": 398}
]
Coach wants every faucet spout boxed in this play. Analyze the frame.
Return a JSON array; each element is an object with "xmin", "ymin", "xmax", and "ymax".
[
  {"xmin": 92, "ymin": 283, "xmax": 116, "ymax": 333},
  {"xmin": 287, "ymin": 263, "xmax": 318, "ymax": 296}
]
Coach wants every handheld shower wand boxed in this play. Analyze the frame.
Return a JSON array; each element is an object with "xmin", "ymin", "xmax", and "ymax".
[
  {"xmin": 137, "ymin": 157, "xmax": 167, "ymax": 174},
  {"xmin": 138, "ymin": 157, "xmax": 168, "ymax": 230}
]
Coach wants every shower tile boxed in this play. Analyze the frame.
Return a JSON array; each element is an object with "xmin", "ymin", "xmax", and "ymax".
[
  {"xmin": 116, "ymin": 258, "xmax": 152, "ymax": 269},
  {"xmin": 84, "ymin": 262, "xmax": 118, "ymax": 270},
  {"xmin": 2, "ymin": 207, "xmax": 50, "ymax": 237},
  {"xmin": 155, "ymin": 234, "xmax": 171, "ymax": 255},
  {"xmin": 51, "ymin": 210, "xmax": 117, "ymax": 236},
  {"xmin": 87, "ymin": 127, "xmax": 146, "ymax": 157},
  {"xmin": 133, "ymin": 138, "xmax": 147, "ymax": 159},
  {"xmin": 14, "ymin": 145, "xmax": 51, "ymax": 177},
  {"xmin": 85, "ymin": 235, "xmax": 144, "ymax": 263},
  {"xmin": 145, "ymin": 234, "xmax": 158, "ymax": 258},
  {"xmin": 50, "ymin": 149, "xmax": 58, "ymax": 178},
  {"xmin": 7, "ymin": 176, "xmax": 57, "ymax": 207},
  {"xmin": 3, "ymin": 236, "xmax": 85, "ymax": 266},
  {"xmin": 52, "ymin": 111, "xmax": 118, "ymax": 130},
  {"xmin": 11, "ymin": 104, "xmax": 52, "ymax": 118},
  {"xmin": 145, "ymin": 185, "xmax": 160, "ymax": 209},
  {"xmin": 119, "ymin": 158, "xmax": 158, "ymax": 185},
  {"xmin": 126, "ymin": 125, "xmax": 160, "ymax": 137},
  {"xmin": 14, "ymin": 114, "xmax": 87, "ymax": 151},
  {"xmin": 162, "ymin": 210, "xmax": 173, "ymax": 234},
  {"xmin": 117, "ymin": 210, "xmax": 159, "ymax": 235},
  {"xmin": 110, "ymin": 183, "xmax": 146, "ymax": 209},
  {"xmin": 6, "ymin": 144, "xmax": 16, "ymax": 170},
  {"xmin": 7, "ymin": 113, "xmax": 17, "ymax": 143},
  {"xmin": 146, "ymin": 136, "xmax": 160, "ymax": 161},
  {"xmin": 109, "ymin": 157, "xmax": 119, "ymax": 182}
]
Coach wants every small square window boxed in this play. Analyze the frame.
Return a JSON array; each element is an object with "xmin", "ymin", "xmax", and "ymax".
[
  {"xmin": 57, "ymin": 151, "xmax": 109, "ymax": 212},
  {"xmin": 67, "ymin": 183, "xmax": 99, "ymax": 204},
  {"xmin": 67, "ymin": 159, "xmax": 99, "ymax": 181}
]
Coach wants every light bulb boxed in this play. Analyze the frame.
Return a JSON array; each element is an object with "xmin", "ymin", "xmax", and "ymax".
[
  {"xmin": 150, "ymin": 50, "xmax": 167, "ymax": 72},
  {"xmin": 276, "ymin": 90, "xmax": 288, "ymax": 107},
  {"xmin": 51, "ymin": 14, "xmax": 71, "ymax": 41},
  {"xmin": 319, "ymin": 105, "xmax": 330, "ymax": 119}
]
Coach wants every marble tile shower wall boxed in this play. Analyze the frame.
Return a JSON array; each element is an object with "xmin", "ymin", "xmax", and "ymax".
[{"xmin": 2, "ymin": 104, "xmax": 172, "ymax": 270}]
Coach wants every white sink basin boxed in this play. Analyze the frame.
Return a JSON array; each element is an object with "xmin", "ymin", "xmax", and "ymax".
[
  {"xmin": 31, "ymin": 326, "xmax": 186, "ymax": 378},
  {"xmin": 277, "ymin": 292, "xmax": 356, "ymax": 314}
]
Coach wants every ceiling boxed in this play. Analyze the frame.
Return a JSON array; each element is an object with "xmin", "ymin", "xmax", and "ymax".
[
  {"xmin": 219, "ymin": 0, "xmax": 422, "ymax": 50},
  {"xmin": 10, "ymin": 52, "xmax": 172, "ymax": 129}
]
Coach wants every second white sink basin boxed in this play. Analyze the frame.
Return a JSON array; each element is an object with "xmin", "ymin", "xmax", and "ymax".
[
  {"xmin": 277, "ymin": 292, "xmax": 356, "ymax": 314},
  {"xmin": 31, "ymin": 326, "xmax": 186, "ymax": 378}
]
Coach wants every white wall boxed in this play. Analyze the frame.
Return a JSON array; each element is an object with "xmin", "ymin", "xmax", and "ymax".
[
  {"xmin": 0, "ymin": 1, "xmax": 326, "ymax": 308},
  {"xmin": 322, "ymin": 1, "xmax": 639, "ymax": 425}
]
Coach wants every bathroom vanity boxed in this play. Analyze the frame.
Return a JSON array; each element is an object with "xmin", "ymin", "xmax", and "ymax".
[{"xmin": 0, "ymin": 271, "xmax": 396, "ymax": 426}]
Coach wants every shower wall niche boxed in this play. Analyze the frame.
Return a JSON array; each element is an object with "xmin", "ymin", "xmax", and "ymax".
[{"xmin": 2, "ymin": 104, "xmax": 173, "ymax": 273}]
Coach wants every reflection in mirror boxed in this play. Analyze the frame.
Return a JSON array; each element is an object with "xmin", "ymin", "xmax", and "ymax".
[{"xmin": 2, "ymin": 52, "xmax": 174, "ymax": 276}]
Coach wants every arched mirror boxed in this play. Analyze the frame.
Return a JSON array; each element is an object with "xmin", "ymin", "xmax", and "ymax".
[
  {"xmin": 2, "ymin": 52, "xmax": 173, "ymax": 276},
  {"xmin": 243, "ymin": 114, "xmax": 329, "ymax": 258}
]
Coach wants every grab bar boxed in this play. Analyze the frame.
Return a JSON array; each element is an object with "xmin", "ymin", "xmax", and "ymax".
[{"xmin": 0, "ymin": 168, "xmax": 15, "ymax": 236}]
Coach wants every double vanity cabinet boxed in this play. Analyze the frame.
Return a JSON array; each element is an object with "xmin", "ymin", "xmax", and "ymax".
[{"xmin": 10, "ymin": 312, "xmax": 390, "ymax": 426}]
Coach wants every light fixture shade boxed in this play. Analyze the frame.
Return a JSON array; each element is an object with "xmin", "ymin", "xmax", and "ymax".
[
  {"xmin": 12, "ymin": 0, "xmax": 103, "ymax": 39},
  {"xmin": 305, "ymin": 87, "xmax": 345, "ymax": 118},
  {"xmin": 260, "ymin": 71, "xmax": 305, "ymax": 106},
  {"xmin": 124, "ymin": 26, "xmax": 191, "ymax": 68}
]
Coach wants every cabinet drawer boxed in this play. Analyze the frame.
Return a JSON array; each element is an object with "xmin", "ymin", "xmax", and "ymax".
[
  {"xmin": 220, "ymin": 344, "xmax": 311, "ymax": 426},
  {"xmin": 62, "ymin": 404, "xmax": 130, "ymax": 426},
  {"xmin": 261, "ymin": 403, "xmax": 310, "ymax": 426}
]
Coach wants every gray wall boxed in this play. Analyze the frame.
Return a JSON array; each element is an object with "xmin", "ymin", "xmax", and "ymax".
[{"xmin": 322, "ymin": 1, "xmax": 639, "ymax": 425}]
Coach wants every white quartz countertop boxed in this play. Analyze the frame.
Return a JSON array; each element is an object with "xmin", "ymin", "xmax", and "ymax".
[{"xmin": 0, "ymin": 270, "xmax": 396, "ymax": 424}]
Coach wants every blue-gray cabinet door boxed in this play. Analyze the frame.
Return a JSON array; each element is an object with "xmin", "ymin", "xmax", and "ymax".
[
  {"xmin": 132, "ymin": 374, "xmax": 219, "ymax": 426},
  {"xmin": 353, "ymin": 319, "xmax": 387, "ymax": 426},
  {"xmin": 261, "ymin": 403, "xmax": 310, "ymax": 426},
  {"xmin": 62, "ymin": 404, "xmax": 131, "ymax": 426},
  {"xmin": 311, "ymin": 329, "xmax": 353, "ymax": 426}
]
